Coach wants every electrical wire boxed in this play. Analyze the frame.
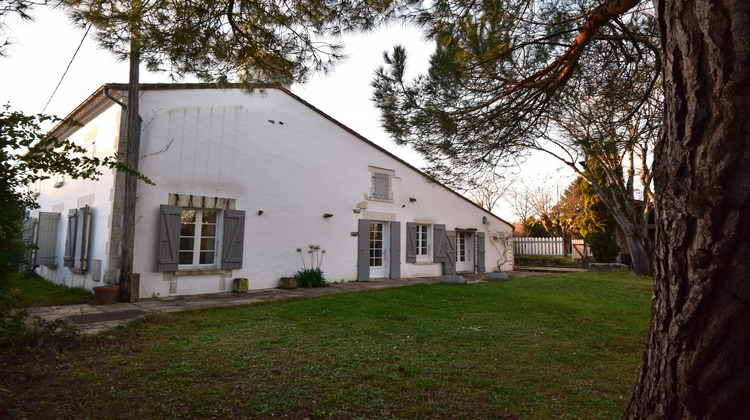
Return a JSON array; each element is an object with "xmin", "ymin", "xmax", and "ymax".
[{"xmin": 41, "ymin": 23, "xmax": 91, "ymax": 115}]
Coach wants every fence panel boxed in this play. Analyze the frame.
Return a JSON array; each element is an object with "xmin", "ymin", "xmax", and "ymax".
[
  {"xmin": 571, "ymin": 239, "xmax": 591, "ymax": 260},
  {"xmin": 513, "ymin": 237, "xmax": 565, "ymax": 257}
]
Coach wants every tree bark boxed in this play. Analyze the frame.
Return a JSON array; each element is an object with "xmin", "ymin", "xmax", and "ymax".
[
  {"xmin": 624, "ymin": 0, "xmax": 750, "ymax": 417},
  {"xmin": 119, "ymin": 22, "xmax": 141, "ymax": 303}
]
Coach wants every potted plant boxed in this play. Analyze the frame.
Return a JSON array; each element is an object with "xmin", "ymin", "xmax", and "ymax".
[{"xmin": 92, "ymin": 283, "xmax": 119, "ymax": 305}]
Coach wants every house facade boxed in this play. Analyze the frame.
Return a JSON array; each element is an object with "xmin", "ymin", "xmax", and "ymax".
[{"xmin": 28, "ymin": 84, "xmax": 514, "ymax": 297}]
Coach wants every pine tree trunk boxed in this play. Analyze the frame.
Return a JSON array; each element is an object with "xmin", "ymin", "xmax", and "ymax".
[{"xmin": 624, "ymin": 0, "xmax": 750, "ymax": 417}]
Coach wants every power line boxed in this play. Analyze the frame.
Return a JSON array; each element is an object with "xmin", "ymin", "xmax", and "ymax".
[{"xmin": 41, "ymin": 23, "xmax": 91, "ymax": 115}]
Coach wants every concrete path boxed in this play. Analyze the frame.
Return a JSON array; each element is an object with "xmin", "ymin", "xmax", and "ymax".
[{"xmin": 26, "ymin": 271, "xmax": 548, "ymax": 335}]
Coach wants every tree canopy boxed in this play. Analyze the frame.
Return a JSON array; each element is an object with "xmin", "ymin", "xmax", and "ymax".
[{"xmin": 63, "ymin": 0, "xmax": 413, "ymax": 87}]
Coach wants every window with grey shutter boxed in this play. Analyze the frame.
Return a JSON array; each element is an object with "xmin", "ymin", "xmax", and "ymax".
[
  {"xmin": 37, "ymin": 212, "xmax": 60, "ymax": 267},
  {"xmin": 443, "ymin": 231, "xmax": 457, "ymax": 275},
  {"xmin": 433, "ymin": 224, "xmax": 446, "ymax": 262},
  {"xmin": 157, "ymin": 205, "xmax": 181, "ymax": 272},
  {"xmin": 357, "ymin": 219, "xmax": 370, "ymax": 281},
  {"xmin": 405, "ymin": 222, "xmax": 417, "ymax": 263},
  {"xmin": 72, "ymin": 206, "xmax": 92, "ymax": 272},
  {"xmin": 63, "ymin": 209, "xmax": 78, "ymax": 268},
  {"xmin": 373, "ymin": 172, "xmax": 389, "ymax": 199},
  {"xmin": 476, "ymin": 232, "xmax": 486, "ymax": 272},
  {"xmin": 222, "ymin": 210, "xmax": 245, "ymax": 269},
  {"xmin": 390, "ymin": 221, "xmax": 401, "ymax": 278}
]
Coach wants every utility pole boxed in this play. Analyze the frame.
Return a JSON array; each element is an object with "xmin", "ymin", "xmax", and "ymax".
[{"xmin": 119, "ymin": 16, "xmax": 141, "ymax": 302}]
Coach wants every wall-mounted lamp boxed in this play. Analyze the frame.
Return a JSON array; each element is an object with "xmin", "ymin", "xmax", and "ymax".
[
  {"xmin": 353, "ymin": 208, "xmax": 361, "ymax": 214},
  {"xmin": 482, "ymin": 216, "xmax": 488, "ymax": 224},
  {"xmin": 409, "ymin": 197, "xmax": 417, "ymax": 202},
  {"xmin": 323, "ymin": 213, "xmax": 334, "ymax": 218},
  {"xmin": 257, "ymin": 210, "xmax": 264, "ymax": 216}
]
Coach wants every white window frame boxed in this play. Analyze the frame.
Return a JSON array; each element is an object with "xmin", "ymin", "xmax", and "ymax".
[
  {"xmin": 178, "ymin": 208, "xmax": 223, "ymax": 269},
  {"xmin": 415, "ymin": 224, "xmax": 432, "ymax": 262}
]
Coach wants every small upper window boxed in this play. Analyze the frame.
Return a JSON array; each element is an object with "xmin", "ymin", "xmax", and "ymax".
[{"xmin": 368, "ymin": 166, "xmax": 394, "ymax": 202}]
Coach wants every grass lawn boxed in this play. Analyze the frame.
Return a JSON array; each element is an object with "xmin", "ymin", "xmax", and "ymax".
[
  {"xmin": 1, "ymin": 272, "xmax": 652, "ymax": 419},
  {"xmin": 0, "ymin": 273, "xmax": 93, "ymax": 308}
]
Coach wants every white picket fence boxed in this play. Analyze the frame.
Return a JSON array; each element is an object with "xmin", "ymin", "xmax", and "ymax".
[{"xmin": 513, "ymin": 237, "xmax": 590, "ymax": 260}]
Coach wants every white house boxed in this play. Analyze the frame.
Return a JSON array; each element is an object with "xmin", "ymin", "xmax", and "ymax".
[{"xmin": 28, "ymin": 84, "xmax": 514, "ymax": 297}]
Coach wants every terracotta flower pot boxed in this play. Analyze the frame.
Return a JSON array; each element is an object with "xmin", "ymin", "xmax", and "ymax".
[{"xmin": 92, "ymin": 285, "xmax": 119, "ymax": 305}]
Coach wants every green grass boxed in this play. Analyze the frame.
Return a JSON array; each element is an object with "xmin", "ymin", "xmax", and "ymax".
[
  {"xmin": 0, "ymin": 273, "xmax": 93, "ymax": 308},
  {"xmin": 1, "ymin": 272, "xmax": 652, "ymax": 419}
]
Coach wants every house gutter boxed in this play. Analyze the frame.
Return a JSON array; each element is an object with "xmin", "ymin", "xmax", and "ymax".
[{"xmin": 103, "ymin": 85, "xmax": 127, "ymax": 109}]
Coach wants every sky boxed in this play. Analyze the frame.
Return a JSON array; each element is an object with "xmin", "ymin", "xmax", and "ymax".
[{"xmin": 0, "ymin": 6, "xmax": 575, "ymax": 221}]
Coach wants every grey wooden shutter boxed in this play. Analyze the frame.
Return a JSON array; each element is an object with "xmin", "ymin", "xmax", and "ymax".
[
  {"xmin": 357, "ymin": 219, "xmax": 370, "ymax": 281},
  {"xmin": 405, "ymin": 222, "xmax": 417, "ymax": 263},
  {"xmin": 433, "ymin": 224, "xmax": 446, "ymax": 262},
  {"xmin": 390, "ymin": 221, "xmax": 401, "ymax": 278},
  {"xmin": 157, "ymin": 205, "xmax": 181, "ymax": 272},
  {"xmin": 63, "ymin": 208, "xmax": 78, "ymax": 268},
  {"xmin": 373, "ymin": 173, "xmax": 389, "ymax": 199},
  {"xmin": 476, "ymin": 232, "xmax": 486, "ymax": 272},
  {"xmin": 443, "ymin": 231, "xmax": 457, "ymax": 275},
  {"xmin": 22, "ymin": 217, "xmax": 38, "ymax": 269},
  {"xmin": 75, "ymin": 206, "xmax": 92, "ymax": 271},
  {"xmin": 37, "ymin": 212, "xmax": 60, "ymax": 266},
  {"xmin": 222, "ymin": 209, "xmax": 246, "ymax": 269}
]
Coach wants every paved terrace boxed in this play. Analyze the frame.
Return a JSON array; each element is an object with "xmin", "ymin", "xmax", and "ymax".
[{"xmin": 27, "ymin": 271, "xmax": 551, "ymax": 335}]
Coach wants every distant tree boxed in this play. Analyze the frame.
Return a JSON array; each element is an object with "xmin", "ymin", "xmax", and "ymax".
[
  {"xmin": 464, "ymin": 173, "xmax": 513, "ymax": 212},
  {"xmin": 575, "ymin": 176, "xmax": 619, "ymax": 263},
  {"xmin": 372, "ymin": 0, "xmax": 658, "ymax": 275},
  {"xmin": 537, "ymin": 181, "xmax": 583, "ymax": 255}
]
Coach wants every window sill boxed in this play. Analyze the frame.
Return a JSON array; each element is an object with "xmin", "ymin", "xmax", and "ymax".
[
  {"xmin": 413, "ymin": 261, "xmax": 437, "ymax": 266},
  {"xmin": 367, "ymin": 197, "xmax": 394, "ymax": 203},
  {"xmin": 175, "ymin": 267, "xmax": 231, "ymax": 276}
]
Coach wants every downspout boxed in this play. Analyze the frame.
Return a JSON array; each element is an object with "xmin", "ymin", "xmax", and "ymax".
[{"xmin": 104, "ymin": 85, "xmax": 127, "ymax": 109}]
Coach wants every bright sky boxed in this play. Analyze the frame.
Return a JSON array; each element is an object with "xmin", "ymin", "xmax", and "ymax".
[{"xmin": 0, "ymin": 6, "xmax": 574, "ymax": 221}]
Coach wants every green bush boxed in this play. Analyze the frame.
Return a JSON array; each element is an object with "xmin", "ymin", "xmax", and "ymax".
[
  {"xmin": 294, "ymin": 268, "xmax": 328, "ymax": 288},
  {"xmin": 1, "ymin": 288, "xmax": 80, "ymax": 352},
  {"xmin": 586, "ymin": 231, "xmax": 621, "ymax": 263}
]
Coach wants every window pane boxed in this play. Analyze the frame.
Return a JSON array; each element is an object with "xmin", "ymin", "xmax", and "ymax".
[
  {"xmin": 181, "ymin": 223, "xmax": 195, "ymax": 236},
  {"xmin": 179, "ymin": 252, "xmax": 194, "ymax": 265},
  {"xmin": 179, "ymin": 237, "xmax": 194, "ymax": 252},
  {"xmin": 201, "ymin": 224, "xmax": 216, "ymax": 237},
  {"xmin": 181, "ymin": 210, "xmax": 196, "ymax": 223},
  {"xmin": 200, "ymin": 237, "xmax": 215, "ymax": 251},
  {"xmin": 202, "ymin": 210, "xmax": 217, "ymax": 224},
  {"xmin": 199, "ymin": 251, "xmax": 214, "ymax": 265}
]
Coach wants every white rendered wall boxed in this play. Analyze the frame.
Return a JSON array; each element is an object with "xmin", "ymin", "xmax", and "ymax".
[
  {"xmin": 128, "ymin": 87, "xmax": 513, "ymax": 296},
  {"xmin": 31, "ymin": 104, "xmax": 121, "ymax": 290}
]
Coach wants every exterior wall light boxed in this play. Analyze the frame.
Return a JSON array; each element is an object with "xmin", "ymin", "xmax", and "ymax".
[
  {"xmin": 258, "ymin": 210, "xmax": 264, "ymax": 216},
  {"xmin": 410, "ymin": 197, "xmax": 417, "ymax": 202},
  {"xmin": 482, "ymin": 216, "xmax": 488, "ymax": 224},
  {"xmin": 323, "ymin": 213, "xmax": 333, "ymax": 218}
]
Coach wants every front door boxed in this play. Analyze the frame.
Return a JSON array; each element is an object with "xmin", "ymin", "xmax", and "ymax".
[
  {"xmin": 456, "ymin": 232, "xmax": 474, "ymax": 272},
  {"xmin": 369, "ymin": 221, "xmax": 389, "ymax": 278}
]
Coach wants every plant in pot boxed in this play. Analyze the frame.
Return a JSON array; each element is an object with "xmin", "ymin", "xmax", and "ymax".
[{"xmin": 92, "ymin": 283, "xmax": 119, "ymax": 305}]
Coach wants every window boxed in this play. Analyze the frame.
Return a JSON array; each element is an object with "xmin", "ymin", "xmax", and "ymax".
[
  {"xmin": 368, "ymin": 167, "xmax": 394, "ymax": 201},
  {"xmin": 406, "ymin": 222, "xmax": 433, "ymax": 263},
  {"xmin": 64, "ymin": 206, "xmax": 92, "ymax": 273},
  {"xmin": 157, "ymin": 203, "xmax": 245, "ymax": 272},
  {"xmin": 36, "ymin": 212, "xmax": 60, "ymax": 267},
  {"xmin": 179, "ymin": 209, "xmax": 218, "ymax": 266},
  {"xmin": 416, "ymin": 224, "xmax": 430, "ymax": 256}
]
